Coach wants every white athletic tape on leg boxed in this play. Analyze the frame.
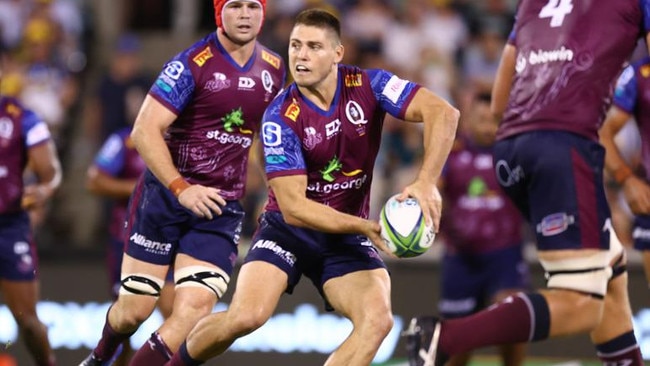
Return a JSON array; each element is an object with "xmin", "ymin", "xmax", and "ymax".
[
  {"xmin": 539, "ymin": 251, "xmax": 609, "ymax": 297},
  {"xmin": 174, "ymin": 265, "xmax": 230, "ymax": 298}
]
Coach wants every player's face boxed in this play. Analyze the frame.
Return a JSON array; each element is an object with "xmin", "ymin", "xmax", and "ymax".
[
  {"xmin": 467, "ymin": 101, "xmax": 498, "ymax": 147},
  {"xmin": 221, "ymin": 1, "xmax": 263, "ymax": 44},
  {"xmin": 288, "ymin": 24, "xmax": 343, "ymax": 88}
]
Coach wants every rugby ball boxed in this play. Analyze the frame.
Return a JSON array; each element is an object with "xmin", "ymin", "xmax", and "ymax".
[{"xmin": 380, "ymin": 194, "xmax": 436, "ymax": 258}]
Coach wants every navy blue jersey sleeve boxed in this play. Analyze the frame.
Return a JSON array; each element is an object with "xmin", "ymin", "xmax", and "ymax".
[
  {"xmin": 366, "ymin": 69, "xmax": 420, "ymax": 119},
  {"xmin": 613, "ymin": 65, "xmax": 638, "ymax": 114},
  {"xmin": 643, "ymin": 0, "xmax": 650, "ymax": 32},
  {"xmin": 93, "ymin": 133, "xmax": 126, "ymax": 176},
  {"xmin": 261, "ymin": 102, "xmax": 306, "ymax": 178},
  {"xmin": 149, "ymin": 52, "xmax": 196, "ymax": 114},
  {"xmin": 21, "ymin": 109, "xmax": 51, "ymax": 147}
]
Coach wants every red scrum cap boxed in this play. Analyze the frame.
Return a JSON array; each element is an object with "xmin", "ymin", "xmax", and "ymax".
[{"xmin": 214, "ymin": 0, "xmax": 266, "ymax": 29}]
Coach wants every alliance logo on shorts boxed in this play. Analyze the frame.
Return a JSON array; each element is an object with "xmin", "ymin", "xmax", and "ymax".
[
  {"xmin": 130, "ymin": 233, "xmax": 173, "ymax": 256},
  {"xmin": 252, "ymin": 240, "xmax": 296, "ymax": 266}
]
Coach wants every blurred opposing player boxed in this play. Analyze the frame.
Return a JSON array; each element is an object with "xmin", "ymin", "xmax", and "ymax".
[
  {"xmin": 165, "ymin": 8, "xmax": 459, "ymax": 366},
  {"xmin": 600, "ymin": 57, "xmax": 650, "ymax": 287},
  {"xmin": 436, "ymin": 93, "xmax": 529, "ymax": 366},
  {"xmin": 86, "ymin": 124, "xmax": 175, "ymax": 366},
  {"xmin": 0, "ymin": 49, "xmax": 62, "ymax": 366},
  {"xmin": 78, "ymin": 0, "xmax": 286, "ymax": 365},
  {"xmin": 407, "ymin": 1, "xmax": 649, "ymax": 365}
]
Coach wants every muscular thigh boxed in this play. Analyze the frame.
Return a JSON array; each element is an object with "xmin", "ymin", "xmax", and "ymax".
[
  {"xmin": 323, "ymin": 268, "xmax": 391, "ymax": 319},
  {"xmin": 494, "ymin": 131, "xmax": 611, "ymax": 252}
]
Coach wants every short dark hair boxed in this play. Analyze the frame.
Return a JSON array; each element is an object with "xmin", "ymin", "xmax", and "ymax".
[{"xmin": 294, "ymin": 8, "xmax": 341, "ymax": 42}]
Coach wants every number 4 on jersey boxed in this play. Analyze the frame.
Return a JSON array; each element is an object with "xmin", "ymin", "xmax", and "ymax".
[{"xmin": 539, "ymin": 0, "xmax": 573, "ymax": 27}]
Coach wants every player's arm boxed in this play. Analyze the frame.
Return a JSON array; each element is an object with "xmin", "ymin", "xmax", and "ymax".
[
  {"xmin": 491, "ymin": 43, "xmax": 517, "ymax": 120},
  {"xmin": 86, "ymin": 166, "xmax": 137, "ymax": 199},
  {"xmin": 600, "ymin": 106, "xmax": 650, "ymax": 214},
  {"xmin": 23, "ymin": 140, "xmax": 62, "ymax": 209},
  {"xmin": 400, "ymin": 87, "xmax": 459, "ymax": 230},
  {"xmin": 131, "ymin": 95, "xmax": 226, "ymax": 218},
  {"xmin": 269, "ymin": 174, "xmax": 392, "ymax": 254}
]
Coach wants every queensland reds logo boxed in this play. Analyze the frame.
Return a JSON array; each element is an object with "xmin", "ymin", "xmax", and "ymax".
[
  {"xmin": 345, "ymin": 101, "xmax": 367, "ymax": 126},
  {"xmin": 303, "ymin": 127, "xmax": 323, "ymax": 150}
]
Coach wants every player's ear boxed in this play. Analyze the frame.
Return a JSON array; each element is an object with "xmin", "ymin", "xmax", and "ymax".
[{"xmin": 334, "ymin": 43, "xmax": 344, "ymax": 64}]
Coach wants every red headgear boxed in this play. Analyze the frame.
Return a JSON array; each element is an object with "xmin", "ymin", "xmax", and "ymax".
[{"xmin": 214, "ymin": 0, "xmax": 266, "ymax": 29}]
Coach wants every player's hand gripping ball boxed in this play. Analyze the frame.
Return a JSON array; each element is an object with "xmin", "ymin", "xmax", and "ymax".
[{"xmin": 380, "ymin": 194, "xmax": 436, "ymax": 258}]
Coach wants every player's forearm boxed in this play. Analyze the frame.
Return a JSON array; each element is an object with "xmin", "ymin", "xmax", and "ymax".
[
  {"xmin": 417, "ymin": 102, "xmax": 459, "ymax": 182},
  {"xmin": 281, "ymin": 197, "xmax": 369, "ymax": 234}
]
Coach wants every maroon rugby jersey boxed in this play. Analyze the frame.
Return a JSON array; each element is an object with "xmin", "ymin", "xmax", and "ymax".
[
  {"xmin": 441, "ymin": 137, "xmax": 524, "ymax": 254},
  {"xmin": 497, "ymin": 0, "xmax": 645, "ymax": 141},
  {"xmin": 149, "ymin": 32, "xmax": 286, "ymax": 200}
]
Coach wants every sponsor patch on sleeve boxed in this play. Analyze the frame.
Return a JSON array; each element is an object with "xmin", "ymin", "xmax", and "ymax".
[
  {"xmin": 382, "ymin": 75, "xmax": 408, "ymax": 104},
  {"xmin": 262, "ymin": 50, "xmax": 281, "ymax": 69}
]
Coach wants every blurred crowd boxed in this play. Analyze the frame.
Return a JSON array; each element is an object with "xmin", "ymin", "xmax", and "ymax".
[{"xmin": 0, "ymin": 0, "xmax": 639, "ymax": 256}]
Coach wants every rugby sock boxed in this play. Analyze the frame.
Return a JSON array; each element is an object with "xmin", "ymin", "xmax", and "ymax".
[
  {"xmin": 93, "ymin": 319, "xmax": 134, "ymax": 360},
  {"xmin": 439, "ymin": 292, "xmax": 550, "ymax": 355},
  {"xmin": 166, "ymin": 342, "xmax": 204, "ymax": 366},
  {"xmin": 596, "ymin": 331, "xmax": 644, "ymax": 365},
  {"xmin": 129, "ymin": 332, "xmax": 173, "ymax": 365}
]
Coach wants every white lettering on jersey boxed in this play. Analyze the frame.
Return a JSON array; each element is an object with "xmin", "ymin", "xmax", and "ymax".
[{"xmin": 539, "ymin": 0, "xmax": 573, "ymax": 27}]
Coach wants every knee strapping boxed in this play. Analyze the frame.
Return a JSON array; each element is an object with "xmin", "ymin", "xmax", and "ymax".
[
  {"xmin": 119, "ymin": 273, "xmax": 165, "ymax": 297},
  {"xmin": 608, "ymin": 228, "xmax": 627, "ymax": 280},
  {"xmin": 174, "ymin": 266, "xmax": 230, "ymax": 298},
  {"xmin": 540, "ymin": 252, "xmax": 610, "ymax": 298}
]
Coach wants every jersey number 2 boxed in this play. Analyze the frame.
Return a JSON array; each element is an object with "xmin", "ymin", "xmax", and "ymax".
[{"xmin": 539, "ymin": 0, "xmax": 573, "ymax": 27}]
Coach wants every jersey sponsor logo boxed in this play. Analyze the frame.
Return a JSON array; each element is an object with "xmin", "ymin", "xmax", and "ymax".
[
  {"xmin": 251, "ymin": 239, "xmax": 296, "ymax": 266},
  {"xmin": 307, "ymin": 173, "xmax": 368, "ymax": 194},
  {"xmin": 192, "ymin": 46, "xmax": 213, "ymax": 66},
  {"xmin": 129, "ymin": 233, "xmax": 173, "ymax": 255},
  {"xmin": 495, "ymin": 160, "xmax": 524, "ymax": 187},
  {"xmin": 325, "ymin": 119, "xmax": 341, "ymax": 139},
  {"xmin": 303, "ymin": 126, "xmax": 322, "ymax": 150},
  {"xmin": 536, "ymin": 212, "xmax": 575, "ymax": 236},
  {"xmin": 261, "ymin": 50, "xmax": 281, "ymax": 69},
  {"xmin": 284, "ymin": 99, "xmax": 300, "ymax": 122},
  {"xmin": 205, "ymin": 129, "xmax": 253, "ymax": 148},
  {"xmin": 155, "ymin": 79, "xmax": 173, "ymax": 93},
  {"xmin": 345, "ymin": 73, "xmax": 363, "ymax": 87},
  {"xmin": 238, "ymin": 77, "xmax": 256, "ymax": 90},
  {"xmin": 382, "ymin": 75, "xmax": 408, "ymax": 104},
  {"xmin": 205, "ymin": 72, "xmax": 231, "ymax": 92},
  {"xmin": 264, "ymin": 146, "xmax": 287, "ymax": 164},
  {"xmin": 528, "ymin": 47, "xmax": 574, "ymax": 66}
]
